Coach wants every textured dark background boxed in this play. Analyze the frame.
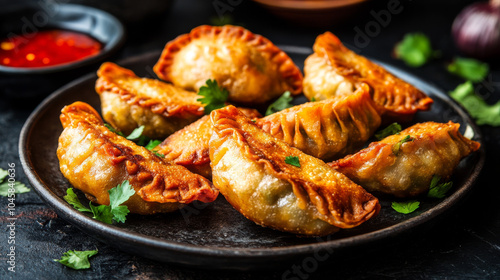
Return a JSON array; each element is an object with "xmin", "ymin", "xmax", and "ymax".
[{"xmin": 1, "ymin": 0, "xmax": 500, "ymax": 279}]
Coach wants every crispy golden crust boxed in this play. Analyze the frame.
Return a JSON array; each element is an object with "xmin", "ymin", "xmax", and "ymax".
[
  {"xmin": 57, "ymin": 102, "xmax": 218, "ymax": 215},
  {"xmin": 330, "ymin": 121, "xmax": 480, "ymax": 197},
  {"xmin": 155, "ymin": 107, "xmax": 261, "ymax": 178},
  {"xmin": 153, "ymin": 25, "xmax": 303, "ymax": 104},
  {"xmin": 256, "ymin": 83, "xmax": 381, "ymax": 160},
  {"xmin": 304, "ymin": 32, "xmax": 433, "ymax": 122},
  {"xmin": 209, "ymin": 106, "xmax": 380, "ymax": 234},
  {"xmin": 95, "ymin": 62, "xmax": 204, "ymax": 139}
]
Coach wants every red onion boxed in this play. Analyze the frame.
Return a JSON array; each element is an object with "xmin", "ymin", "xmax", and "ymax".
[{"xmin": 452, "ymin": 0, "xmax": 500, "ymax": 59}]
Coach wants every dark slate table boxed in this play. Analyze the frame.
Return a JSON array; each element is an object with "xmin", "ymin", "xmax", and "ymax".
[{"xmin": 2, "ymin": 0, "xmax": 500, "ymax": 279}]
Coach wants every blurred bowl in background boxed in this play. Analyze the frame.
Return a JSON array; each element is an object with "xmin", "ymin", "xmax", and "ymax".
[
  {"xmin": 251, "ymin": 0, "xmax": 370, "ymax": 27},
  {"xmin": 64, "ymin": 0, "xmax": 174, "ymax": 26},
  {"xmin": 0, "ymin": 3, "xmax": 125, "ymax": 99}
]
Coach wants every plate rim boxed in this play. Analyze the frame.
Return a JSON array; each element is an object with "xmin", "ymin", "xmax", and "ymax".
[{"xmin": 19, "ymin": 49, "xmax": 486, "ymax": 263}]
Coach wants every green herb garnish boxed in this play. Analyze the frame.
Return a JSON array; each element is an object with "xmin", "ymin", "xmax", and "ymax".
[
  {"xmin": 54, "ymin": 250, "xmax": 98, "ymax": 270},
  {"xmin": 375, "ymin": 122, "xmax": 402, "ymax": 140},
  {"xmin": 394, "ymin": 33, "xmax": 438, "ymax": 67},
  {"xmin": 197, "ymin": 79, "xmax": 229, "ymax": 114},
  {"xmin": 449, "ymin": 81, "xmax": 500, "ymax": 126},
  {"xmin": 210, "ymin": 15, "xmax": 234, "ymax": 26},
  {"xmin": 64, "ymin": 181, "xmax": 135, "ymax": 224},
  {"xmin": 427, "ymin": 175, "xmax": 453, "ymax": 198},
  {"xmin": 104, "ymin": 123, "xmax": 124, "ymax": 136},
  {"xmin": 145, "ymin": 140, "xmax": 162, "ymax": 150},
  {"xmin": 447, "ymin": 57, "xmax": 489, "ymax": 82},
  {"xmin": 285, "ymin": 156, "xmax": 301, "ymax": 167},
  {"xmin": 392, "ymin": 135, "xmax": 414, "ymax": 155},
  {"xmin": 391, "ymin": 200, "xmax": 420, "ymax": 214},
  {"xmin": 125, "ymin": 125, "xmax": 145, "ymax": 140},
  {"xmin": 0, "ymin": 168, "xmax": 30, "ymax": 197},
  {"xmin": 266, "ymin": 91, "xmax": 293, "ymax": 116}
]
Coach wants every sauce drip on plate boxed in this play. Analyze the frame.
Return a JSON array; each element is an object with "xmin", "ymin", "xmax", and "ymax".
[{"xmin": 0, "ymin": 30, "xmax": 102, "ymax": 68}]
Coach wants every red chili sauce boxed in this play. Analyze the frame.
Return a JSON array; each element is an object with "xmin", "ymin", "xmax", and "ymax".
[{"xmin": 0, "ymin": 30, "xmax": 102, "ymax": 68}]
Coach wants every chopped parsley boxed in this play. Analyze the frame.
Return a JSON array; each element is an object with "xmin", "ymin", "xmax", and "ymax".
[
  {"xmin": 104, "ymin": 123, "xmax": 124, "ymax": 136},
  {"xmin": 266, "ymin": 91, "xmax": 293, "ymax": 116},
  {"xmin": 375, "ymin": 122, "xmax": 402, "ymax": 140},
  {"xmin": 394, "ymin": 33, "xmax": 438, "ymax": 67},
  {"xmin": 0, "ymin": 168, "xmax": 30, "ymax": 197},
  {"xmin": 197, "ymin": 79, "xmax": 229, "ymax": 114},
  {"xmin": 391, "ymin": 200, "xmax": 420, "ymax": 214},
  {"xmin": 125, "ymin": 125, "xmax": 145, "ymax": 140},
  {"xmin": 285, "ymin": 156, "xmax": 301, "ymax": 167},
  {"xmin": 54, "ymin": 250, "xmax": 98, "ymax": 270},
  {"xmin": 427, "ymin": 175, "xmax": 453, "ymax": 199},
  {"xmin": 449, "ymin": 81, "xmax": 500, "ymax": 126},
  {"xmin": 64, "ymin": 181, "xmax": 135, "ymax": 224},
  {"xmin": 447, "ymin": 57, "xmax": 489, "ymax": 82},
  {"xmin": 392, "ymin": 135, "xmax": 414, "ymax": 155}
]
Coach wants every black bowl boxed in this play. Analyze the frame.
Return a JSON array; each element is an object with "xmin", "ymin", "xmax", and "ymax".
[{"xmin": 0, "ymin": 3, "xmax": 125, "ymax": 99}]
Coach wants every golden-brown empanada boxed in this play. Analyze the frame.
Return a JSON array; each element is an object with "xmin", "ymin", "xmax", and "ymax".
[
  {"xmin": 329, "ymin": 121, "xmax": 480, "ymax": 197},
  {"xmin": 303, "ymin": 32, "xmax": 433, "ymax": 122},
  {"xmin": 96, "ymin": 62, "xmax": 204, "ymax": 139},
  {"xmin": 256, "ymin": 83, "xmax": 381, "ymax": 160},
  {"xmin": 153, "ymin": 25, "xmax": 303, "ymax": 104},
  {"xmin": 209, "ymin": 106, "xmax": 380, "ymax": 236},
  {"xmin": 155, "ymin": 107, "xmax": 261, "ymax": 178},
  {"xmin": 57, "ymin": 102, "xmax": 218, "ymax": 215}
]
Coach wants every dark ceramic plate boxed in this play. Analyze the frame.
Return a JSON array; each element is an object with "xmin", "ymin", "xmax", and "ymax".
[{"xmin": 19, "ymin": 49, "xmax": 485, "ymax": 269}]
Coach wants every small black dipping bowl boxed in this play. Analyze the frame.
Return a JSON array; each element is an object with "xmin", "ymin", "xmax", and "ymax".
[{"xmin": 0, "ymin": 3, "xmax": 125, "ymax": 100}]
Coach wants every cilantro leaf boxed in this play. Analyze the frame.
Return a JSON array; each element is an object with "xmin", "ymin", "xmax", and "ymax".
[
  {"xmin": 391, "ymin": 200, "xmax": 420, "ymax": 214},
  {"xmin": 54, "ymin": 250, "xmax": 98, "ymax": 270},
  {"xmin": 89, "ymin": 202, "xmax": 113, "ymax": 224},
  {"xmin": 104, "ymin": 123, "xmax": 124, "ymax": 136},
  {"xmin": 0, "ymin": 168, "xmax": 30, "ymax": 197},
  {"xmin": 126, "ymin": 126, "xmax": 145, "ymax": 140},
  {"xmin": 210, "ymin": 15, "xmax": 234, "ymax": 26},
  {"xmin": 394, "ymin": 33, "xmax": 438, "ymax": 67},
  {"xmin": 450, "ymin": 81, "xmax": 500, "ymax": 126},
  {"xmin": 266, "ymin": 91, "xmax": 293, "ymax": 116},
  {"xmin": 145, "ymin": 140, "xmax": 162, "ymax": 151},
  {"xmin": 64, "ymin": 188, "xmax": 92, "ymax": 213},
  {"xmin": 197, "ymin": 79, "xmax": 229, "ymax": 114},
  {"xmin": 108, "ymin": 181, "xmax": 135, "ymax": 209},
  {"xmin": 392, "ymin": 135, "xmax": 414, "ymax": 155},
  {"xmin": 285, "ymin": 156, "xmax": 301, "ymax": 167},
  {"xmin": 64, "ymin": 181, "xmax": 135, "ymax": 224},
  {"xmin": 110, "ymin": 205, "xmax": 130, "ymax": 223},
  {"xmin": 447, "ymin": 57, "xmax": 489, "ymax": 82},
  {"xmin": 0, "ymin": 168, "xmax": 8, "ymax": 181},
  {"xmin": 427, "ymin": 175, "xmax": 453, "ymax": 198},
  {"xmin": 375, "ymin": 122, "xmax": 402, "ymax": 140},
  {"xmin": 153, "ymin": 151, "xmax": 165, "ymax": 158},
  {"xmin": 310, "ymin": 97, "xmax": 317, "ymax": 102},
  {"xmin": 0, "ymin": 181, "xmax": 30, "ymax": 197}
]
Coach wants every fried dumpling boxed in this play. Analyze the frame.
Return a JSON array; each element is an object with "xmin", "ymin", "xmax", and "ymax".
[
  {"xmin": 329, "ymin": 121, "xmax": 480, "ymax": 197},
  {"xmin": 57, "ymin": 102, "xmax": 218, "ymax": 215},
  {"xmin": 303, "ymin": 32, "xmax": 433, "ymax": 121},
  {"xmin": 96, "ymin": 62, "xmax": 204, "ymax": 139},
  {"xmin": 153, "ymin": 25, "xmax": 303, "ymax": 104},
  {"xmin": 155, "ymin": 107, "xmax": 261, "ymax": 178},
  {"xmin": 256, "ymin": 83, "xmax": 381, "ymax": 160},
  {"xmin": 209, "ymin": 106, "xmax": 380, "ymax": 236}
]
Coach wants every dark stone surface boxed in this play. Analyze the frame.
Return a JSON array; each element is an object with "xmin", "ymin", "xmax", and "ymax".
[{"xmin": 1, "ymin": 0, "xmax": 500, "ymax": 279}]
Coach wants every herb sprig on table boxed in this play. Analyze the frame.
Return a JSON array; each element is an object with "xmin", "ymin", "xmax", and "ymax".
[{"xmin": 54, "ymin": 250, "xmax": 98, "ymax": 270}]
